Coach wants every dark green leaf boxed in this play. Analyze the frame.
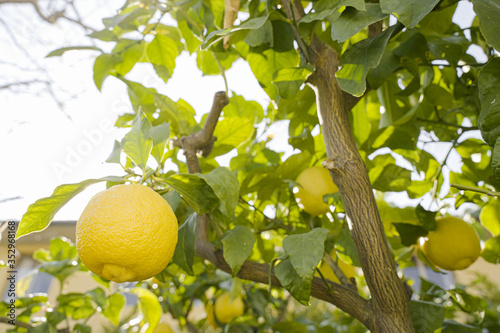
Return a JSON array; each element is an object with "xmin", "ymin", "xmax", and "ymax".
[
  {"xmin": 274, "ymin": 258, "xmax": 311, "ymax": 305},
  {"xmin": 410, "ymin": 300, "xmax": 445, "ymax": 333},
  {"xmin": 173, "ymin": 214, "xmax": 197, "ymax": 275},
  {"xmin": 163, "ymin": 174, "xmax": 220, "ymax": 214},
  {"xmin": 198, "ymin": 167, "xmax": 240, "ymax": 216},
  {"xmin": 336, "ymin": 25, "xmax": 397, "ymax": 96},
  {"xmin": 272, "ymin": 66, "xmax": 313, "ymax": 99},
  {"xmin": 331, "ymin": 4, "xmax": 388, "ymax": 42},
  {"xmin": 16, "ymin": 176, "xmax": 125, "ymax": 239},
  {"xmin": 283, "ymin": 228, "xmax": 329, "ymax": 280},
  {"xmin": 393, "ymin": 223, "xmax": 428, "ymax": 247},
  {"xmin": 73, "ymin": 323, "xmax": 92, "ymax": 333},
  {"xmin": 415, "ymin": 204, "xmax": 437, "ymax": 231},
  {"xmin": 272, "ymin": 321, "xmax": 308, "ymax": 333},
  {"xmin": 222, "ymin": 225, "xmax": 256, "ymax": 276},
  {"xmin": 276, "ymin": 151, "xmax": 312, "ymax": 181},
  {"xmin": 380, "ymin": 0, "xmax": 440, "ymax": 28},
  {"xmin": 46, "ymin": 46, "xmax": 102, "ymax": 58},
  {"xmin": 471, "ymin": 0, "xmax": 500, "ymax": 51},
  {"xmin": 442, "ymin": 320, "xmax": 482, "ymax": 333},
  {"xmin": 478, "ymin": 58, "xmax": 500, "ymax": 147},
  {"xmin": 335, "ymin": 228, "xmax": 361, "ymax": 266}
]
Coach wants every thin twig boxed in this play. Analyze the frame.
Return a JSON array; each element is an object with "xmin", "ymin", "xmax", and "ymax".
[
  {"xmin": 450, "ymin": 183, "xmax": 500, "ymax": 197},
  {"xmin": 322, "ymin": 252, "xmax": 357, "ymax": 291}
]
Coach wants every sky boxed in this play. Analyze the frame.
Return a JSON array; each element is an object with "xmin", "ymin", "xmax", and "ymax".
[{"xmin": 0, "ymin": 0, "xmax": 483, "ymax": 221}]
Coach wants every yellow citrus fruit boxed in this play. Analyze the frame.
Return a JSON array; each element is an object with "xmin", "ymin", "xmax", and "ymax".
[
  {"xmin": 154, "ymin": 322, "xmax": 174, "ymax": 333},
  {"xmin": 421, "ymin": 216, "xmax": 481, "ymax": 271},
  {"xmin": 315, "ymin": 251, "xmax": 355, "ymax": 283},
  {"xmin": 294, "ymin": 166, "xmax": 338, "ymax": 215},
  {"xmin": 205, "ymin": 303, "xmax": 217, "ymax": 328},
  {"xmin": 214, "ymin": 292, "xmax": 244, "ymax": 324},
  {"xmin": 76, "ymin": 184, "xmax": 178, "ymax": 283}
]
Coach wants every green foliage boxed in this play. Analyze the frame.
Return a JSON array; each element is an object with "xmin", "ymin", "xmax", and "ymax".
[{"xmin": 10, "ymin": 0, "xmax": 500, "ymax": 332}]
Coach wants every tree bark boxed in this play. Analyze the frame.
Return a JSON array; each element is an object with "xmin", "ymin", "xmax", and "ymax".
[{"xmin": 307, "ymin": 38, "xmax": 415, "ymax": 333}]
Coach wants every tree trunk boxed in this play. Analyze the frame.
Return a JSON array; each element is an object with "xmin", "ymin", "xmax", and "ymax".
[{"xmin": 308, "ymin": 38, "xmax": 415, "ymax": 333}]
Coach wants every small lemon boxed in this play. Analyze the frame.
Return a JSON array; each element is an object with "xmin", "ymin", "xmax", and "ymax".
[
  {"xmin": 154, "ymin": 322, "xmax": 174, "ymax": 333},
  {"xmin": 294, "ymin": 166, "xmax": 338, "ymax": 215},
  {"xmin": 214, "ymin": 292, "xmax": 244, "ymax": 324},
  {"xmin": 421, "ymin": 216, "xmax": 481, "ymax": 271},
  {"xmin": 76, "ymin": 184, "xmax": 178, "ymax": 282},
  {"xmin": 316, "ymin": 251, "xmax": 356, "ymax": 283}
]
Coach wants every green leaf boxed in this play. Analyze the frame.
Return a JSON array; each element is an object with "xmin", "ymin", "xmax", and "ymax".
[
  {"xmin": 471, "ymin": 0, "xmax": 500, "ymax": 51},
  {"xmin": 481, "ymin": 235, "xmax": 500, "ymax": 264},
  {"xmin": 272, "ymin": 321, "xmax": 308, "ymax": 333},
  {"xmin": 105, "ymin": 140, "xmax": 122, "ymax": 164},
  {"xmin": 130, "ymin": 288, "xmax": 162, "ymax": 333},
  {"xmin": 247, "ymin": 48, "xmax": 300, "ymax": 101},
  {"xmin": 121, "ymin": 111, "xmax": 153, "ymax": 171},
  {"xmin": 73, "ymin": 323, "xmax": 92, "ymax": 333},
  {"xmin": 410, "ymin": 300, "xmax": 445, "ymax": 333},
  {"xmin": 40, "ymin": 259, "xmax": 80, "ymax": 282},
  {"xmin": 57, "ymin": 293, "xmax": 95, "ymax": 320},
  {"xmin": 198, "ymin": 167, "xmax": 239, "ymax": 216},
  {"xmin": 478, "ymin": 58, "xmax": 500, "ymax": 147},
  {"xmin": 283, "ymin": 228, "xmax": 329, "ymax": 280},
  {"xmin": 272, "ymin": 66, "xmax": 313, "ymax": 99},
  {"xmin": 93, "ymin": 53, "xmax": 122, "ymax": 91},
  {"xmin": 380, "ymin": 0, "xmax": 440, "ymax": 28},
  {"xmin": 274, "ymin": 258, "xmax": 311, "ymax": 305},
  {"xmin": 178, "ymin": 20, "xmax": 202, "ymax": 54},
  {"xmin": 147, "ymin": 34, "xmax": 179, "ymax": 83},
  {"xmin": 370, "ymin": 163, "xmax": 412, "ymax": 192},
  {"xmin": 154, "ymin": 94, "xmax": 198, "ymax": 136},
  {"xmin": 336, "ymin": 25, "xmax": 397, "ymax": 96},
  {"xmin": 222, "ymin": 225, "xmax": 256, "ymax": 276},
  {"xmin": 163, "ymin": 174, "xmax": 220, "ymax": 214},
  {"xmin": 415, "ymin": 204, "xmax": 437, "ymax": 231},
  {"xmin": 49, "ymin": 237, "xmax": 77, "ymax": 261},
  {"xmin": 102, "ymin": 293, "xmax": 125, "ymax": 326},
  {"xmin": 16, "ymin": 176, "xmax": 125, "ymax": 239},
  {"xmin": 331, "ymin": 4, "xmax": 388, "ymax": 42},
  {"xmin": 442, "ymin": 319, "xmax": 482, "ymax": 333},
  {"xmin": 448, "ymin": 288, "xmax": 484, "ymax": 314},
  {"xmin": 276, "ymin": 151, "xmax": 312, "ymax": 181},
  {"xmin": 172, "ymin": 214, "xmax": 197, "ymax": 275},
  {"xmin": 480, "ymin": 198, "xmax": 500, "ymax": 236},
  {"xmin": 335, "ymin": 228, "xmax": 361, "ymax": 266},
  {"xmin": 150, "ymin": 123, "xmax": 170, "ymax": 165},
  {"xmin": 393, "ymin": 223, "xmax": 428, "ymax": 247},
  {"xmin": 112, "ymin": 40, "xmax": 145, "ymax": 76},
  {"xmin": 46, "ymin": 46, "xmax": 102, "ymax": 58},
  {"xmin": 28, "ymin": 322, "xmax": 58, "ymax": 333}
]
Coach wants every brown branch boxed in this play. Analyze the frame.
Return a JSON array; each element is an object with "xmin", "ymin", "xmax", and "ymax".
[{"xmin": 309, "ymin": 37, "xmax": 414, "ymax": 332}]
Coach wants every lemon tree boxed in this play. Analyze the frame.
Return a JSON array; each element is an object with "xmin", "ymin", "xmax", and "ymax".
[{"xmin": 7, "ymin": 1, "xmax": 500, "ymax": 333}]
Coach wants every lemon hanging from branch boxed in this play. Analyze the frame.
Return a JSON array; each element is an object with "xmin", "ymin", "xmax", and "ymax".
[{"xmin": 76, "ymin": 184, "xmax": 178, "ymax": 282}]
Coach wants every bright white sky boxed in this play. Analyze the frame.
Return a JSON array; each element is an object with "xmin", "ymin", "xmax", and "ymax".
[{"xmin": 0, "ymin": 1, "xmax": 482, "ymax": 221}]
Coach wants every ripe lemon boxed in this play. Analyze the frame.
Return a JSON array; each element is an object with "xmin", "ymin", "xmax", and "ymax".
[
  {"xmin": 421, "ymin": 216, "xmax": 481, "ymax": 271},
  {"xmin": 76, "ymin": 184, "xmax": 178, "ymax": 283},
  {"xmin": 316, "ymin": 251, "xmax": 356, "ymax": 283},
  {"xmin": 294, "ymin": 166, "xmax": 338, "ymax": 215},
  {"xmin": 214, "ymin": 292, "xmax": 244, "ymax": 324},
  {"xmin": 154, "ymin": 322, "xmax": 174, "ymax": 333}
]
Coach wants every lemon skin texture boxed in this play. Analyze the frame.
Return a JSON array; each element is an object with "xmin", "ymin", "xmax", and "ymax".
[
  {"xmin": 154, "ymin": 322, "xmax": 174, "ymax": 333},
  {"xmin": 76, "ymin": 184, "xmax": 178, "ymax": 283},
  {"xmin": 214, "ymin": 292, "xmax": 244, "ymax": 324},
  {"xmin": 294, "ymin": 166, "xmax": 338, "ymax": 215},
  {"xmin": 422, "ymin": 216, "xmax": 481, "ymax": 271}
]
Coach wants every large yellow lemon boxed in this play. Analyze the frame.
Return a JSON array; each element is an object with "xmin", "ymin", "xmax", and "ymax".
[
  {"xmin": 214, "ymin": 292, "xmax": 244, "ymax": 324},
  {"xmin": 421, "ymin": 216, "xmax": 481, "ymax": 271},
  {"xmin": 316, "ymin": 251, "xmax": 356, "ymax": 283},
  {"xmin": 154, "ymin": 322, "xmax": 174, "ymax": 333},
  {"xmin": 294, "ymin": 166, "xmax": 338, "ymax": 215},
  {"xmin": 76, "ymin": 184, "xmax": 178, "ymax": 282}
]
